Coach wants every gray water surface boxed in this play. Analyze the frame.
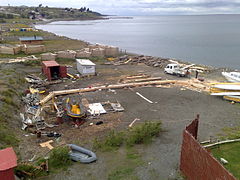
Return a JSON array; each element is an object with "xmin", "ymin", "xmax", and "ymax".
[{"xmin": 36, "ymin": 15, "xmax": 240, "ymax": 69}]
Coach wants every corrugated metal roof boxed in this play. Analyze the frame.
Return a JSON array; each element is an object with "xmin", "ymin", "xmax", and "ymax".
[
  {"xmin": 76, "ymin": 59, "xmax": 96, "ymax": 66},
  {"xmin": 19, "ymin": 36, "xmax": 43, "ymax": 41},
  {"xmin": 42, "ymin": 60, "xmax": 59, "ymax": 67},
  {"xmin": 0, "ymin": 147, "xmax": 17, "ymax": 170}
]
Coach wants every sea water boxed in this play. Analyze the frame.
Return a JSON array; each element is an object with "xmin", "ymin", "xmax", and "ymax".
[{"xmin": 36, "ymin": 15, "xmax": 240, "ymax": 69}]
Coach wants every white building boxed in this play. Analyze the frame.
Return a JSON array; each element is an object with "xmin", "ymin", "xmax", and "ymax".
[{"xmin": 76, "ymin": 59, "xmax": 96, "ymax": 76}]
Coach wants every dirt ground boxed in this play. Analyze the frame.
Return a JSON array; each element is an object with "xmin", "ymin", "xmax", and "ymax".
[{"xmin": 14, "ymin": 62, "xmax": 239, "ymax": 179}]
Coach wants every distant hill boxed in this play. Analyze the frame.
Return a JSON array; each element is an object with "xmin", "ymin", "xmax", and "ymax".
[{"xmin": 0, "ymin": 5, "xmax": 103, "ymax": 20}]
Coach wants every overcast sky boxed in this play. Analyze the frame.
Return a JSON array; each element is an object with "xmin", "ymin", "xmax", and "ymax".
[{"xmin": 2, "ymin": 0, "xmax": 240, "ymax": 15}]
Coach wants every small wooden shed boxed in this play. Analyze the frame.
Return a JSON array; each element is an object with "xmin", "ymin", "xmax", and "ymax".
[
  {"xmin": 0, "ymin": 147, "xmax": 17, "ymax": 180},
  {"xmin": 76, "ymin": 59, "xmax": 96, "ymax": 76},
  {"xmin": 42, "ymin": 60, "xmax": 67, "ymax": 81}
]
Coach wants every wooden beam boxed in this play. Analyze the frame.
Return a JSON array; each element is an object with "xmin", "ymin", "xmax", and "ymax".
[
  {"xmin": 203, "ymin": 138, "xmax": 240, "ymax": 148},
  {"xmin": 123, "ymin": 77, "xmax": 162, "ymax": 83},
  {"xmin": 126, "ymin": 74, "xmax": 150, "ymax": 79},
  {"xmin": 40, "ymin": 80, "xmax": 176, "ymax": 105}
]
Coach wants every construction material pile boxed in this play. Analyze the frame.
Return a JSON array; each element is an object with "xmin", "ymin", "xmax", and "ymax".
[
  {"xmin": 0, "ymin": 44, "xmax": 22, "ymax": 55},
  {"xmin": 76, "ymin": 48, "xmax": 91, "ymax": 58},
  {"xmin": 0, "ymin": 44, "xmax": 46, "ymax": 55},
  {"xmin": 41, "ymin": 53, "xmax": 57, "ymax": 61},
  {"xmin": 114, "ymin": 55, "xmax": 170, "ymax": 68},
  {"xmin": 210, "ymin": 83, "xmax": 240, "ymax": 103},
  {"xmin": 0, "ymin": 55, "xmax": 39, "ymax": 64},
  {"xmin": 55, "ymin": 44, "xmax": 120, "ymax": 59},
  {"xmin": 57, "ymin": 50, "xmax": 77, "ymax": 59},
  {"xmin": 22, "ymin": 45, "xmax": 46, "ymax": 54}
]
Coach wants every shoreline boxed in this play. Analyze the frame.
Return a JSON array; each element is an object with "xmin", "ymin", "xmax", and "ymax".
[
  {"xmin": 34, "ymin": 16, "xmax": 240, "ymax": 70},
  {"xmin": 34, "ymin": 22, "xmax": 227, "ymax": 71},
  {"xmin": 0, "ymin": 16, "xmax": 233, "ymax": 71},
  {"xmin": 34, "ymin": 16, "xmax": 108, "ymax": 25}
]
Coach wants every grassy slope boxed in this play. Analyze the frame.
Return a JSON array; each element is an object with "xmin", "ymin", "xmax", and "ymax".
[
  {"xmin": 211, "ymin": 142, "xmax": 240, "ymax": 179},
  {"xmin": 0, "ymin": 66, "xmax": 27, "ymax": 149}
]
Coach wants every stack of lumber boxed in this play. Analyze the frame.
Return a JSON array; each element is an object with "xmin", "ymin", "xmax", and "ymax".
[{"xmin": 210, "ymin": 83, "xmax": 240, "ymax": 102}]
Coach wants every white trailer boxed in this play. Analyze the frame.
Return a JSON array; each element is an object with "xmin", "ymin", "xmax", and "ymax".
[{"xmin": 76, "ymin": 59, "xmax": 96, "ymax": 76}]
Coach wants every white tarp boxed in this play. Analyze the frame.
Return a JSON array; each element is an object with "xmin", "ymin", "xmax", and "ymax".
[{"xmin": 88, "ymin": 103, "xmax": 106, "ymax": 115}]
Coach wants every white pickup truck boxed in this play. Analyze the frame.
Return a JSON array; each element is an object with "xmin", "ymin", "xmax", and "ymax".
[{"xmin": 164, "ymin": 63, "xmax": 191, "ymax": 77}]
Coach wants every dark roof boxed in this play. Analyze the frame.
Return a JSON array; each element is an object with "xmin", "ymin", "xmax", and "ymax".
[
  {"xmin": 42, "ymin": 60, "xmax": 60, "ymax": 67},
  {"xmin": 0, "ymin": 147, "xmax": 17, "ymax": 171},
  {"xmin": 19, "ymin": 36, "xmax": 43, "ymax": 41}
]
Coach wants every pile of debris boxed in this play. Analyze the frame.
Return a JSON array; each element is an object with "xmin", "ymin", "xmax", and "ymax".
[
  {"xmin": 0, "ymin": 44, "xmax": 45, "ymax": 55},
  {"xmin": 54, "ymin": 44, "xmax": 120, "ymax": 60},
  {"xmin": 0, "ymin": 55, "xmax": 39, "ymax": 64},
  {"xmin": 114, "ymin": 55, "xmax": 170, "ymax": 68}
]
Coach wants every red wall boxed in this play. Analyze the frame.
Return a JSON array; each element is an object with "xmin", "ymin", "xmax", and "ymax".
[
  {"xmin": 180, "ymin": 116, "xmax": 236, "ymax": 180},
  {"xmin": 42, "ymin": 66, "xmax": 51, "ymax": 81},
  {"xmin": 0, "ymin": 168, "xmax": 15, "ymax": 180},
  {"xmin": 60, "ymin": 66, "xmax": 67, "ymax": 78},
  {"xmin": 20, "ymin": 40, "xmax": 43, "ymax": 45}
]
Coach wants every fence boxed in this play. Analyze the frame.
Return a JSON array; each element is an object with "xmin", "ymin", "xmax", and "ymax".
[{"xmin": 180, "ymin": 115, "xmax": 236, "ymax": 180}]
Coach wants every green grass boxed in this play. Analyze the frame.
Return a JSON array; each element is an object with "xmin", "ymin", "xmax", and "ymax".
[
  {"xmin": 21, "ymin": 59, "xmax": 42, "ymax": 66},
  {"xmin": 7, "ymin": 31, "xmax": 45, "ymax": 37},
  {"xmin": 56, "ymin": 57, "xmax": 75, "ymax": 64},
  {"xmin": 0, "ymin": 52, "xmax": 28, "ymax": 58},
  {"xmin": 0, "ymin": 125, "xmax": 19, "ymax": 149},
  {"xmin": 211, "ymin": 142, "xmax": 240, "ymax": 179},
  {"xmin": 0, "ymin": 67, "xmax": 28, "ymax": 148},
  {"xmin": 221, "ymin": 126, "xmax": 240, "ymax": 140},
  {"xmin": 107, "ymin": 147, "xmax": 143, "ymax": 180},
  {"xmin": 88, "ymin": 56, "xmax": 106, "ymax": 62},
  {"xmin": 108, "ymin": 167, "xmax": 136, "ymax": 180},
  {"xmin": 44, "ymin": 39, "xmax": 87, "ymax": 51},
  {"xmin": 4, "ymin": 18, "xmax": 36, "ymax": 24}
]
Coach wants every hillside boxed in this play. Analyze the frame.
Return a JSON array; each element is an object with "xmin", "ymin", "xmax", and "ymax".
[{"xmin": 0, "ymin": 5, "xmax": 103, "ymax": 22}]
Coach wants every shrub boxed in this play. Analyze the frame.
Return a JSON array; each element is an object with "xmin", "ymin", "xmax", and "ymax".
[
  {"xmin": 126, "ymin": 121, "xmax": 162, "ymax": 146},
  {"xmin": 22, "ymin": 59, "xmax": 41, "ymax": 66},
  {"xmin": 48, "ymin": 146, "xmax": 72, "ymax": 169},
  {"xmin": 94, "ymin": 121, "xmax": 162, "ymax": 151},
  {"xmin": 93, "ymin": 130, "xmax": 125, "ymax": 151}
]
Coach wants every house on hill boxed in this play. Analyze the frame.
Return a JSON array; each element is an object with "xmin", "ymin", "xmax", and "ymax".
[{"xmin": 19, "ymin": 36, "xmax": 43, "ymax": 45}]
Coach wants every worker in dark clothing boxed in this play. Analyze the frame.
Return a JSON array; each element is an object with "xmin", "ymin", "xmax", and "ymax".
[{"xmin": 195, "ymin": 70, "xmax": 199, "ymax": 79}]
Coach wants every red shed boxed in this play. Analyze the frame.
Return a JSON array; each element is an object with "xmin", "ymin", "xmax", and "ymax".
[
  {"xmin": 0, "ymin": 147, "xmax": 17, "ymax": 180},
  {"xmin": 42, "ymin": 60, "xmax": 67, "ymax": 81}
]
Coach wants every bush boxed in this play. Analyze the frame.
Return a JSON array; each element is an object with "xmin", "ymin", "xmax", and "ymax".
[
  {"xmin": 94, "ymin": 121, "xmax": 162, "ymax": 151},
  {"xmin": 126, "ymin": 121, "xmax": 162, "ymax": 146},
  {"xmin": 22, "ymin": 59, "xmax": 41, "ymax": 66},
  {"xmin": 93, "ymin": 130, "xmax": 125, "ymax": 151},
  {"xmin": 48, "ymin": 146, "xmax": 72, "ymax": 169},
  {"xmin": 56, "ymin": 58, "xmax": 75, "ymax": 64}
]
